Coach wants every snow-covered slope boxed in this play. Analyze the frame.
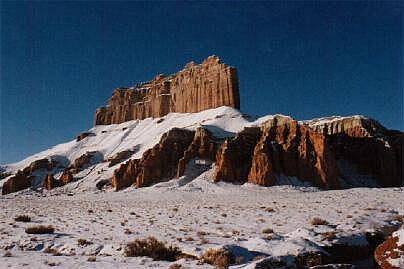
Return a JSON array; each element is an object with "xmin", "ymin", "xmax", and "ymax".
[
  {"xmin": 2, "ymin": 107, "xmax": 292, "ymax": 191},
  {"xmin": 3, "ymin": 107, "xmax": 246, "ymax": 171}
]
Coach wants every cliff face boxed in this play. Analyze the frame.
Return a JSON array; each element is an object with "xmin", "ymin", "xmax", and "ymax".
[
  {"xmin": 94, "ymin": 55, "xmax": 240, "ymax": 125},
  {"xmin": 111, "ymin": 127, "xmax": 217, "ymax": 190},
  {"xmin": 302, "ymin": 116, "xmax": 403, "ymax": 187},
  {"xmin": 214, "ymin": 116, "xmax": 339, "ymax": 189}
]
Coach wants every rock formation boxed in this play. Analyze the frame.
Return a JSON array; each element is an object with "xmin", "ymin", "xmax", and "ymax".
[
  {"xmin": 214, "ymin": 116, "xmax": 339, "ymax": 189},
  {"xmin": 2, "ymin": 158, "xmax": 57, "ymax": 195},
  {"xmin": 177, "ymin": 127, "xmax": 217, "ymax": 178},
  {"xmin": 214, "ymin": 127, "xmax": 262, "ymax": 184},
  {"xmin": 2, "ymin": 171, "xmax": 31, "ymax": 195},
  {"xmin": 108, "ymin": 150, "xmax": 135, "ymax": 167},
  {"xmin": 68, "ymin": 151, "xmax": 103, "ymax": 174},
  {"xmin": 43, "ymin": 174, "xmax": 59, "ymax": 190},
  {"xmin": 112, "ymin": 127, "xmax": 219, "ymax": 190},
  {"xmin": 374, "ymin": 228, "xmax": 404, "ymax": 269},
  {"xmin": 59, "ymin": 170, "xmax": 74, "ymax": 185},
  {"xmin": 303, "ymin": 116, "xmax": 403, "ymax": 187},
  {"xmin": 94, "ymin": 55, "xmax": 240, "ymax": 125},
  {"xmin": 112, "ymin": 128, "xmax": 195, "ymax": 190}
]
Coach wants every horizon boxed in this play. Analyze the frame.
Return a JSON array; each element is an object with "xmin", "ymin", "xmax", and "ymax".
[{"xmin": 1, "ymin": 1, "xmax": 403, "ymax": 164}]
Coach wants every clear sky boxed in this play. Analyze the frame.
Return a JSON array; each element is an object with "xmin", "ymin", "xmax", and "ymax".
[{"xmin": 1, "ymin": 1, "xmax": 403, "ymax": 164}]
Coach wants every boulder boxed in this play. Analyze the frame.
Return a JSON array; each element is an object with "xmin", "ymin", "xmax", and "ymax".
[
  {"xmin": 59, "ymin": 170, "xmax": 74, "ymax": 185},
  {"xmin": 2, "ymin": 171, "xmax": 31, "ymax": 195},
  {"xmin": 76, "ymin": 132, "xmax": 93, "ymax": 142},
  {"xmin": 374, "ymin": 228, "xmax": 404, "ymax": 269}
]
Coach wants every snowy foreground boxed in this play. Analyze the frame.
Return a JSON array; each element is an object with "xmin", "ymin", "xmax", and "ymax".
[{"xmin": 0, "ymin": 175, "xmax": 403, "ymax": 268}]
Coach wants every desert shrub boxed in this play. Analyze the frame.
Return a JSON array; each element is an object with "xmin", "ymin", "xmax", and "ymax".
[
  {"xmin": 124, "ymin": 236, "xmax": 182, "ymax": 261},
  {"xmin": 25, "ymin": 225, "xmax": 55, "ymax": 234},
  {"xmin": 262, "ymin": 228, "xmax": 273, "ymax": 234},
  {"xmin": 169, "ymin": 264, "xmax": 181, "ymax": 269},
  {"xmin": 14, "ymin": 215, "xmax": 31, "ymax": 222},
  {"xmin": 77, "ymin": 238, "xmax": 92, "ymax": 246},
  {"xmin": 200, "ymin": 248, "xmax": 234, "ymax": 268},
  {"xmin": 310, "ymin": 217, "xmax": 328, "ymax": 226},
  {"xmin": 264, "ymin": 207, "xmax": 275, "ymax": 212},
  {"xmin": 197, "ymin": 231, "xmax": 207, "ymax": 237}
]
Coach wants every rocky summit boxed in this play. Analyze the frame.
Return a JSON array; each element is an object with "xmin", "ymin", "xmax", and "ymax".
[{"xmin": 94, "ymin": 55, "xmax": 239, "ymax": 125}]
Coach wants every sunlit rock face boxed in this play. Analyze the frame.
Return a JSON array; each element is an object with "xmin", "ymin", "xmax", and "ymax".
[
  {"xmin": 94, "ymin": 55, "xmax": 240, "ymax": 125},
  {"xmin": 214, "ymin": 116, "xmax": 339, "ymax": 189}
]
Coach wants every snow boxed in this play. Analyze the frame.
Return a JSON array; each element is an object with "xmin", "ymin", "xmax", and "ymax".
[
  {"xmin": 0, "ymin": 181, "xmax": 402, "ymax": 268},
  {"xmin": 300, "ymin": 115, "xmax": 367, "ymax": 127},
  {"xmin": 395, "ymin": 228, "xmax": 404, "ymax": 246}
]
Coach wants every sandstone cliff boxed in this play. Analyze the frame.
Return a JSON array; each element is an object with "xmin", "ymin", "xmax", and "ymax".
[
  {"xmin": 302, "ymin": 116, "xmax": 403, "ymax": 187},
  {"xmin": 112, "ymin": 127, "xmax": 218, "ymax": 190},
  {"xmin": 94, "ymin": 55, "xmax": 240, "ymax": 125},
  {"xmin": 214, "ymin": 116, "xmax": 339, "ymax": 189}
]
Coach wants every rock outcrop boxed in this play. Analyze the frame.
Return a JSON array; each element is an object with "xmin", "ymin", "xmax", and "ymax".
[
  {"xmin": 112, "ymin": 127, "xmax": 218, "ymax": 190},
  {"xmin": 2, "ymin": 158, "xmax": 57, "ymax": 195},
  {"xmin": 94, "ymin": 55, "xmax": 240, "ymax": 125},
  {"xmin": 2, "ymin": 171, "xmax": 31, "ymax": 195},
  {"xmin": 374, "ymin": 228, "xmax": 404, "ymax": 269},
  {"xmin": 59, "ymin": 170, "xmax": 74, "ymax": 185},
  {"xmin": 303, "ymin": 116, "xmax": 403, "ymax": 187},
  {"xmin": 76, "ymin": 132, "xmax": 93, "ymax": 142},
  {"xmin": 112, "ymin": 128, "xmax": 195, "ymax": 190},
  {"xmin": 110, "ymin": 114, "xmax": 403, "ymax": 191},
  {"xmin": 67, "ymin": 151, "xmax": 103, "ymax": 174},
  {"xmin": 177, "ymin": 127, "xmax": 217, "ymax": 178},
  {"xmin": 214, "ymin": 116, "xmax": 339, "ymax": 189},
  {"xmin": 108, "ymin": 150, "xmax": 135, "ymax": 167},
  {"xmin": 43, "ymin": 174, "xmax": 59, "ymax": 190},
  {"xmin": 214, "ymin": 127, "xmax": 262, "ymax": 184}
]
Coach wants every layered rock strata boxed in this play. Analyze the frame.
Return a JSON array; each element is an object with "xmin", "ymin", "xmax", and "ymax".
[
  {"xmin": 94, "ymin": 55, "xmax": 240, "ymax": 125},
  {"xmin": 303, "ymin": 116, "xmax": 403, "ymax": 187},
  {"xmin": 214, "ymin": 116, "xmax": 339, "ymax": 189}
]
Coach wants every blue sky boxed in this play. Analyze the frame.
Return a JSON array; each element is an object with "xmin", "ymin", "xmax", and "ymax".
[{"xmin": 1, "ymin": 1, "xmax": 403, "ymax": 164}]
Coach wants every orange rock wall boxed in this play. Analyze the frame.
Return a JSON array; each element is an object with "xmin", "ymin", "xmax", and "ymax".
[{"xmin": 94, "ymin": 56, "xmax": 240, "ymax": 125}]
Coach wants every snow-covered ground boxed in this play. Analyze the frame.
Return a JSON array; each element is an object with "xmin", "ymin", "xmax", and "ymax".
[{"xmin": 0, "ymin": 172, "xmax": 403, "ymax": 268}]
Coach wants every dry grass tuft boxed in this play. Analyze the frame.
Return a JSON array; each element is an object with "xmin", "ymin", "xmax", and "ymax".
[
  {"xmin": 124, "ymin": 236, "xmax": 182, "ymax": 261},
  {"xmin": 25, "ymin": 225, "xmax": 55, "ymax": 234},
  {"xmin": 200, "ymin": 248, "xmax": 234, "ymax": 268},
  {"xmin": 87, "ymin": 256, "xmax": 96, "ymax": 262},
  {"xmin": 14, "ymin": 215, "xmax": 31, "ymax": 222},
  {"xmin": 262, "ymin": 228, "xmax": 273, "ymax": 234},
  {"xmin": 77, "ymin": 238, "xmax": 92, "ymax": 246},
  {"xmin": 264, "ymin": 207, "xmax": 275, "ymax": 212},
  {"xmin": 310, "ymin": 217, "xmax": 328, "ymax": 226}
]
